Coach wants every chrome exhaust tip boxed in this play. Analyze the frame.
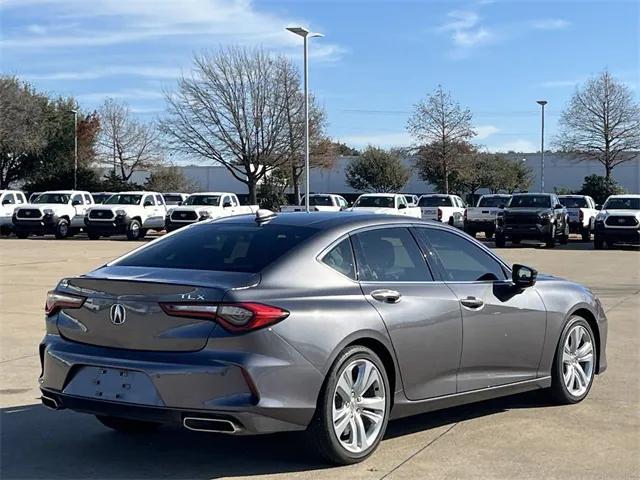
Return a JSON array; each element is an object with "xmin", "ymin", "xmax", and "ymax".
[
  {"xmin": 41, "ymin": 395, "xmax": 61, "ymax": 410},
  {"xmin": 183, "ymin": 417, "xmax": 240, "ymax": 434}
]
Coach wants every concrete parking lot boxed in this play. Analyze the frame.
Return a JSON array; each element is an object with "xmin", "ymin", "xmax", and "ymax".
[{"xmin": 1, "ymin": 236, "xmax": 638, "ymax": 479}]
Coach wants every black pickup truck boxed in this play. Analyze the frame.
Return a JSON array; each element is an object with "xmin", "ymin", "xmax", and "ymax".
[{"xmin": 495, "ymin": 193, "xmax": 569, "ymax": 248}]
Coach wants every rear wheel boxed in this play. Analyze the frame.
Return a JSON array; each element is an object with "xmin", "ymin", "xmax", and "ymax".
[
  {"xmin": 0, "ymin": 226, "xmax": 11, "ymax": 236},
  {"xmin": 308, "ymin": 346, "xmax": 390, "ymax": 465},
  {"xmin": 139, "ymin": 228, "xmax": 148, "ymax": 239},
  {"xmin": 594, "ymin": 234, "xmax": 604, "ymax": 249},
  {"xmin": 87, "ymin": 231, "xmax": 101, "ymax": 240},
  {"xmin": 54, "ymin": 218, "xmax": 70, "ymax": 239},
  {"xmin": 16, "ymin": 231, "xmax": 29, "ymax": 239},
  {"xmin": 581, "ymin": 228, "xmax": 591, "ymax": 242},
  {"xmin": 126, "ymin": 219, "xmax": 142, "ymax": 240},
  {"xmin": 550, "ymin": 317, "xmax": 596, "ymax": 404},
  {"xmin": 464, "ymin": 226, "xmax": 476, "ymax": 238},
  {"xmin": 96, "ymin": 415, "xmax": 160, "ymax": 433},
  {"xmin": 484, "ymin": 230, "xmax": 494, "ymax": 239},
  {"xmin": 560, "ymin": 223, "xmax": 570, "ymax": 245},
  {"xmin": 494, "ymin": 232, "xmax": 506, "ymax": 248},
  {"xmin": 545, "ymin": 225, "xmax": 556, "ymax": 248}
]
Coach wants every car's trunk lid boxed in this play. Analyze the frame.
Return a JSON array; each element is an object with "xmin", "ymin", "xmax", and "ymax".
[{"xmin": 54, "ymin": 267, "xmax": 259, "ymax": 352}]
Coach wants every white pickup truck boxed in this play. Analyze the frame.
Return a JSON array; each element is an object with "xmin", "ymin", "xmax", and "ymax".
[
  {"xmin": 84, "ymin": 191, "xmax": 167, "ymax": 240},
  {"xmin": 418, "ymin": 194, "xmax": 466, "ymax": 228},
  {"xmin": 280, "ymin": 194, "xmax": 349, "ymax": 212},
  {"xmin": 558, "ymin": 195, "xmax": 598, "ymax": 241},
  {"xmin": 464, "ymin": 194, "xmax": 511, "ymax": 239},
  {"xmin": 12, "ymin": 190, "xmax": 95, "ymax": 239},
  {"xmin": 593, "ymin": 194, "xmax": 640, "ymax": 249},
  {"xmin": 0, "ymin": 190, "xmax": 28, "ymax": 235},
  {"xmin": 165, "ymin": 192, "xmax": 258, "ymax": 231},
  {"xmin": 348, "ymin": 193, "xmax": 422, "ymax": 218}
]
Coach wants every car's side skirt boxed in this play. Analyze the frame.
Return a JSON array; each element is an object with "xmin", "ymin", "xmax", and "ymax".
[{"xmin": 390, "ymin": 376, "xmax": 551, "ymax": 420}]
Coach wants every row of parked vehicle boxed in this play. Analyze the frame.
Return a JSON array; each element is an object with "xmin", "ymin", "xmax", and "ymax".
[
  {"xmin": 0, "ymin": 189, "xmax": 258, "ymax": 240},
  {"xmin": 286, "ymin": 191, "xmax": 640, "ymax": 249},
  {"xmin": 1, "ymin": 189, "xmax": 638, "ymax": 248}
]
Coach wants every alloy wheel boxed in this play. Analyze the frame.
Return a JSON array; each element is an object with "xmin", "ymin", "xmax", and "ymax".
[
  {"xmin": 332, "ymin": 359, "xmax": 386, "ymax": 454},
  {"xmin": 562, "ymin": 324, "xmax": 594, "ymax": 397}
]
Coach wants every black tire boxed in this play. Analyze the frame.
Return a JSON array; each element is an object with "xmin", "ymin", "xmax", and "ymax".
[
  {"xmin": 464, "ymin": 226, "xmax": 476, "ymax": 238},
  {"xmin": 307, "ymin": 345, "xmax": 391, "ymax": 465},
  {"xmin": 581, "ymin": 229, "xmax": 591, "ymax": 242},
  {"xmin": 594, "ymin": 234, "xmax": 604, "ymax": 250},
  {"xmin": 139, "ymin": 228, "xmax": 148, "ymax": 239},
  {"xmin": 0, "ymin": 225, "xmax": 11, "ymax": 236},
  {"xmin": 126, "ymin": 219, "xmax": 142, "ymax": 240},
  {"xmin": 550, "ymin": 316, "xmax": 596, "ymax": 404},
  {"xmin": 54, "ymin": 218, "xmax": 70, "ymax": 239},
  {"xmin": 511, "ymin": 237, "xmax": 521, "ymax": 245},
  {"xmin": 87, "ymin": 231, "xmax": 101, "ymax": 240},
  {"xmin": 96, "ymin": 415, "xmax": 160, "ymax": 433},
  {"xmin": 545, "ymin": 225, "xmax": 556, "ymax": 248},
  {"xmin": 484, "ymin": 231, "xmax": 494, "ymax": 240},
  {"xmin": 16, "ymin": 231, "xmax": 29, "ymax": 239},
  {"xmin": 560, "ymin": 223, "xmax": 570, "ymax": 245},
  {"xmin": 448, "ymin": 218, "xmax": 454, "ymax": 226},
  {"xmin": 494, "ymin": 232, "xmax": 506, "ymax": 248}
]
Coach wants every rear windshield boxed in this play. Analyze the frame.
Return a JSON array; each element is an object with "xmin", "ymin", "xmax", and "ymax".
[
  {"xmin": 92, "ymin": 194, "xmax": 113, "ymax": 204},
  {"xmin": 559, "ymin": 197, "xmax": 588, "ymax": 208},
  {"xmin": 105, "ymin": 194, "xmax": 142, "ymax": 205},
  {"xmin": 418, "ymin": 196, "xmax": 452, "ymax": 207},
  {"xmin": 115, "ymin": 223, "xmax": 317, "ymax": 273},
  {"xmin": 184, "ymin": 195, "xmax": 220, "ymax": 206},
  {"xmin": 509, "ymin": 195, "xmax": 551, "ymax": 208},
  {"xmin": 603, "ymin": 197, "xmax": 640, "ymax": 210},
  {"xmin": 163, "ymin": 195, "xmax": 183, "ymax": 204},
  {"xmin": 478, "ymin": 196, "xmax": 510, "ymax": 208},
  {"xmin": 354, "ymin": 196, "xmax": 394, "ymax": 208},
  {"xmin": 304, "ymin": 195, "xmax": 332, "ymax": 207}
]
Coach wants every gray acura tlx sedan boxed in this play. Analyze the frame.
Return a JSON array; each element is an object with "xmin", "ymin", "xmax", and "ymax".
[{"xmin": 40, "ymin": 211, "xmax": 607, "ymax": 465}]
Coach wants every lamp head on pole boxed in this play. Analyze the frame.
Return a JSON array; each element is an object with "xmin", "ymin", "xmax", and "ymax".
[
  {"xmin": 286, "ymin": 26, "xmax": 323, "ymax": 38},
  {"xmin": 536, "ymin": 100, "xmax": 547, "ymax": 107}
]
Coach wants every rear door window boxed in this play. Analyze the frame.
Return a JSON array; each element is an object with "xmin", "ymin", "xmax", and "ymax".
[
  {"xmin": 321, "ymin": 238, "xmax": 356, "ymax": 279},
  {"xmin": 3, "ymin": 193, "xmax": 15, "ymax": 204},
  {"xmin": 352, "ymin": 228, "xmax": 433, "ymax": 282},
  {"xmin": 116, "ymin": 223, "xmax": 317, "ymax": 273}
]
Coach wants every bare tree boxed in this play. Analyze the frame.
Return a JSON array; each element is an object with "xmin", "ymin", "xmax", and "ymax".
[
  {"xmin": 98, "ymin": 98, "xmax": 162, "ymax": 181},
  {"xmin": 555, "ymin": 70, "xmax": 640, "ymax": 179},
  {"xmin": 279, "ymin": 58, "xmax": 334, "ymax": 203},
  {"xmin": 407, "ymin": 85, "xmax": 476, "ymax": 193},
  {"xmin": 161, "ymin": 47, "xmax": 299, "ymax": 204},
  {"xmin": 0, "ymin": 77, "xmax": 48, "ymax": 188}
]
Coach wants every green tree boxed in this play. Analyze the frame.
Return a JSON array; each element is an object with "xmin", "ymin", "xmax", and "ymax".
[
  {"xmin": 415, "ymin": 141, "xmax": 475, "ymax": 194},
  {"xmin": 257, "ymin": 168, "xmax": 288, "ymax": 210},
  {"xmin": 144, "ymin": 166, "xmax": 199, "ymax": 193},
  {"xmin": 484, "ymin": 155, "xmax": 534, "ymax": 193},
  {"xmin": 578, "ymin": 174, "xmax": 626, "ymax": 204},
  {"xmin": 346, "ymin": 146, "xmax": 409, "ymax": 193}
]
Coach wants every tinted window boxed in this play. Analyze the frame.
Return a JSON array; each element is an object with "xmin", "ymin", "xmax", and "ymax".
[
  {"xmin": 559, "ymin": 197, "xmax": 588, "ymax": 208},
  {"xmin": 418, "ymin": 196, "xmax": 452, "ymax": 207},
  {"xmin": 322, "ymin": 239, "xmax": 356, "ymax": 279},
  {"xmin": 3, "ymin": 193, "xmax": 15, "ymax": 204},
  {"xmin": 478, "ymin": 196, "xmax": 510, "ymax": 207},
  {"xmin": 155, "ymin": 195, "xmax": 165, "ymax": 205},
  {"xmin": 163, "ymin": 194, "xmax": 183, "ymax": 205},
  {"xmin": 84, "ymin": 194, "xmax": 92, "ymax": 204},
  {"xmin": 34, "ymin": 193, "xmax": 70, "ymax": 204},
  {"xmin": 305, "ymin": 195, "xmax": 333, "ymax": 206},
  {"xmin": 603, "ymin": 197, "xmax": 640, "ymax": 210},
  {"xmin": 105, "ymin": 194, "xmax": 142, "ymax": 205},
  {"xmin": 116, "ymin": 223, "xmax": 317, "ymax": 273},
  {"xmin": 353, "ymin": 228, "xmax": 432, "ymax": 282},
  {"xmin": 509, "ymin": 195, "xmax": 551, "ymax": 208},
  {"xmin": 415, "ymin": 228, "xmax": 506, "ymax": 282},
  {"xmin": 143, "ymin": 195, "xmax": 155, "ymax": 206},
  {"xmin": 354, "ymin": 196, "xmax": 395, "ymax": 208}
]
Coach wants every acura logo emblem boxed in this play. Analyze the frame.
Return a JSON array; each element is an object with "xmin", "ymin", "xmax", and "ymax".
[{"xmin": 110, "ymin": 304, "xmax": 126, "ymax": 325}]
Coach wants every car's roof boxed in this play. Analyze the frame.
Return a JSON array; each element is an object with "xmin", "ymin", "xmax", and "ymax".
[
  {"xmin": 608, "ymin": 194, "xmax": 640, "ymax": 198},
  {"xmin": 357, "ymin": 193, "xmax": 399, "ymax": 197},
  {"xmin": 481, "ymin": 193, "xmax": 511, "ymax": 197},
  {"xmin": 512, "ymin": 192, "xmax": 553, "ymax": 196},
  {"xmin": 419, "ymin": 193, "xmax": 451, "ymax": 197},
  {"xmin": 164, "ymin": 192, "xmax": 188, "ymax": 195},
  {"xmin": 115, "ymin": 191, "xmax": 157, "ymax": 195},
  {"xmin": 558, "ymin": 194, "xmax": 587, "ymax": 197},
  {"xmin": 188, "ymin": 192, "xmax": 230, "ymax": 196},
  {"xmin": 210, "ymin": 211, "xmax": 437, "ymax": 230},
  {"xmin": 42, "ymin": 190, "xmax": 88, "ymax": 194}
]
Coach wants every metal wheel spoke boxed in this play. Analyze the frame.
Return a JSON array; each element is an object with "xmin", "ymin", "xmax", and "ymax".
[
  {"xmin": 353, "ymin": 414, "xmax": 368, "ymax": 449},
  {"xmin": 576, "ymin": 342, "xmax": 593, "ymax": 361},
  {"xmin": 333, "ymin": 407, "xmax": 351, "ymax": 437},
  {"xmin": 354, "ymin": 361, "xmax": 375, "ymax": 396},
  {"xmin": 574, "ymin": 363, "xmax": 589, "ymax": 389},
  {"xmin": 562, "ymin": 349, "xmax": 573, "ymax": 364},
  {"xmin": 358, "ymin": 396, "xmax": 385, "ymax": 412},
  {"xmin": 360, "ymin": 408, "xmax": 383, "ymax": 425},
  {"xmin": 571, "ymin": 327, "xmax": 580, "ymax": 352},
  {"xmin": 336, "ymin": 368, "xmax": 354, "ymax": 402},
  {"xmin": 563, "ymin": 365, "xmax": 574, "ymax": 387}
]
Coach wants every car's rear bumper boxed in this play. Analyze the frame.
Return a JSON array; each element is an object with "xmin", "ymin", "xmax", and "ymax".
[
  {"xmin": 464, "ymin": 219, "xmax": 495, "ymax": 231},
  {"xmin": 38, "ymin": 332, "xmax": 322, "ymax": 434}
]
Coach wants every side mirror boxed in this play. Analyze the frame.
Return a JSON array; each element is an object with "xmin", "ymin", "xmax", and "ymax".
[
  {"xmin": 223, "ymin": 201, "xmax": 232, "ymax": 208},
  {"xmin": 512, "ymin": 264, "xmax": 537, "ymax": 288},
  {"xmin": 72, "ymin": 199, "xmax": 82, "ymax": 206},
  {"xmin": 398, "ymin": 204, "xmax": 407, "ymax": 210}
]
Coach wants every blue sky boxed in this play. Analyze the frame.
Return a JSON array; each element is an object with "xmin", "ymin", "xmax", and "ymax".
[{"xmin": 1, "ymin": 0, "xmax": 638, "ymax": 153}]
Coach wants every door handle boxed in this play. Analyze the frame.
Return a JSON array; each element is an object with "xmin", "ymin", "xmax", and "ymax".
[
  {"xmin": 371, "ymin": 289, "xmax": 402, "ymax": 304},
  {"xmin": 460, "ymin": 296, "xmax": 484, "ymax": 309}
]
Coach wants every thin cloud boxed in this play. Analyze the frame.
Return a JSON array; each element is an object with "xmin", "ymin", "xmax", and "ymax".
[
  {"xmin": 475, "ymin": 125, "xmax": 500, "ymax": 140},
  {"xmin": 76, "ymin": 89, "xmax": 165, "ymax": 103},
  {"xmin": 339, "ymin": 132, "xmax": 412, "ymax": 149},
  {"xmin": 23, "ymin": 66, "xmax": 182, "ymax": 81},
  {"xmin": 487, "ymin": 139, "xmax": 537, "ymax": 153},
  {"xmin": 531, "ymin": 19, "xmax": 571, "ymax": 30}
]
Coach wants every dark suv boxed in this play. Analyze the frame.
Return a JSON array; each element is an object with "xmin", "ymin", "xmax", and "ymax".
[{"xmin": 495, "ymin": 193, "xmax": 569, "ymax": 248}]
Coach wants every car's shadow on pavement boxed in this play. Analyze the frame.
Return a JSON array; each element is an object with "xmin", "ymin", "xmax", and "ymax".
[{"xmin": 1, "ymin": 390, "xmax": 553, "ymax": 479}]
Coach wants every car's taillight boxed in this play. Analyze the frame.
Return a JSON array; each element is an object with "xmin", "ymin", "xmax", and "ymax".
[
  {"xmin": 437, "ymin": 208, "xmax": 443, "ymax": 221},
  {"xmin": 579, "ymin": 210, "xmax": 584, "ymax": 222},
  {"xmin": 45, "ymin": 291, "xmax": 86, "ymax": 315},
  {"xmin": 160, "ymin": 302, "xmax": 289, "ymax": 333}
]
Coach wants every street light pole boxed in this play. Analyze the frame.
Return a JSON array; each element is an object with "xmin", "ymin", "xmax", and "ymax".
[
  {"xmin": 536, "ymin": 100, "xmax": 547, "ymax": 192},
  {"xmin": 286, "ymin": 26, "xmax": 323, "ymax": 213},
  {"xmin": 69, "ymin": 109, "xmax": 78, "ymax": 190}
]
